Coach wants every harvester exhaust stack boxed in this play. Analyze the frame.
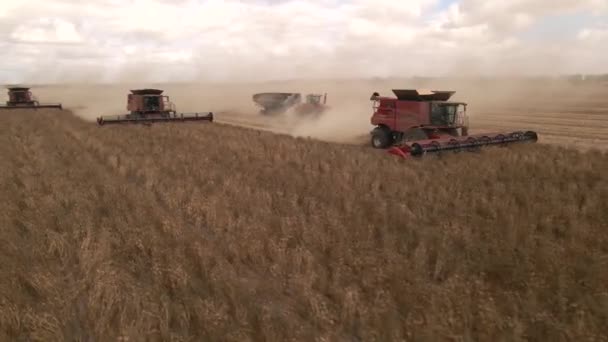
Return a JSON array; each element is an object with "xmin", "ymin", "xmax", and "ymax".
[
  {"xmin": 0, "ymin": 86, "xmax": 63, "ymax": 110},
  {"xmin": 96, "ymin": 88, "xmax": 214, "ymax": 126}
]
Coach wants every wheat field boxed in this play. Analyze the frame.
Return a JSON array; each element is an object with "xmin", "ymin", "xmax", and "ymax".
[{"xmin": 1, "ymin": 92, "xmax": 607, "ymax": 341}]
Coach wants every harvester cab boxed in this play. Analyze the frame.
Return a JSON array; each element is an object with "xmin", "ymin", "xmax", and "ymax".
[
  {"xmin": 369, "ymin": 89, "xmax": 538, "ymax": 158},
  {"xmin": 11, "ymin": 88, "xmax": 30, "ymax": 103},
  {"xmin": 128, "ymin": 89, "xmax": 176, "ymax": 114},
  {"xmin": 0, "ymin": 86, "xmax": 63, "ymax": 110},
  {"xmin": 96, "ymin": 88, "xmax": 213, "ymax": 125}
]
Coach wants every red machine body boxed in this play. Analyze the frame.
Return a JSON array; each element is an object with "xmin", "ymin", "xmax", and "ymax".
[
  {"xmin": 369, "ymin": 89, "xmax": 538, "ymax": 158},
  {"xmin": 0, "ymin": 87, "xmax": 63, "ymax": 109},
  {"xmin": 96, "ymin": 88, "xmax": 213, "ymax": 125}
]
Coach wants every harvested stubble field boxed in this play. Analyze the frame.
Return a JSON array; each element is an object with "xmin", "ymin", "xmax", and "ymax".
[{"xmin": 1, "ymin": 107, "xmax": 607, "ymax": 342}]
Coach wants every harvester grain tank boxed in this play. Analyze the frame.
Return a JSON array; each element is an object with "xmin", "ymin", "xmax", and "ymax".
[
  {"xmin": 96, "ymin": 88, "xmax": 214, "ymax": 125},
  {"xmin": 252, "ymin": 92, "xmax": 301, "ymax": 115},
  {"xmin": 369, "ymin": 89, "xmax": 538, "ymax": 158},
  {"xmin": 252, "ymin": 92, "xmax": 327, "ymax": 116},
  {"xmin": 0, "ymin": 87, "xmax": 63, "ymax": 109}
]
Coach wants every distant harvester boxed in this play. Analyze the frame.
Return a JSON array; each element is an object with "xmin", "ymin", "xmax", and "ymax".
[
  {"xmin": 96, "ymin": 88, "xmax": 214, "ymax": 126},
  {"xmin": 0, "ymin": 86, "xmax": 63, "ymax": 110}
]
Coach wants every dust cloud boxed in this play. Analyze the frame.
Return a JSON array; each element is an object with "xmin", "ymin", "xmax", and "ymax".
[{"xmin": 2, "ymin": 76, "xmax": 606, "ymax": 148}]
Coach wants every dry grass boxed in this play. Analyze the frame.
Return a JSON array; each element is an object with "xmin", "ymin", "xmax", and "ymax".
[{"xmin": 1, "ymin": 109, "xmax": 607, "ymax": 341}]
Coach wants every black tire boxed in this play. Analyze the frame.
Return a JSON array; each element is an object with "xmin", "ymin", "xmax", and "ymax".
[{"xmin": 371, "ymin": 127, "xmax": 393, "ymax": 149}]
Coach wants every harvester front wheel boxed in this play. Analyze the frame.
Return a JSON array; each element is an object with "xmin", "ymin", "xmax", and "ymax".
[{"xmin": 371, "ymin": 126, "xmax": 393, "ymax": 149}]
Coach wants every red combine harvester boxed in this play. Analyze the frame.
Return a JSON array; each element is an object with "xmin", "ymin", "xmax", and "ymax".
[
  {"xmin": 0, "ymin": 86, "xmax": 63, "ymax": 110},
  {"xmin": 96, "ymin": 89, "xmax": 213, "ymax": 125},
  {"xmin": 369, "ymin": 89, "xmax": 538, "ymax": 158},
  {"xmin": 252, "ymin": 92, "xmax": 327, "ymax": 116}
]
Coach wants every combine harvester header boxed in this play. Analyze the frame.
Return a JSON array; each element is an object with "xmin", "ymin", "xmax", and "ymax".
[
  {"xmin": 96, "ymin": 88, "xmax": 213, "ymax": 125},
  {"xmin": 387, "ymin": 130, "xmax": 539, "ymax": 158},
  {"xmin": 369, "ymin": 89, "xmax": 538, "ymax": 158},
  {"xmin": 0, "ymin": 86, "xmax": 63, "ymax": 110}
]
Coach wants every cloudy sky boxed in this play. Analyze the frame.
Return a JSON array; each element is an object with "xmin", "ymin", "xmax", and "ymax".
[{"xmin": 1, "ymin": 0, "xmax": 607, "ymax": 83}]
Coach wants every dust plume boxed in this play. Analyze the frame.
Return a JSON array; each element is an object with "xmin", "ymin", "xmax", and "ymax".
[
  {"xmin": 283, "ymin": 101, "xmax": 372, "ymax": 145},
  {"xmin": 14, "ymin": 76, "xmax": 608, "ymax": 151}
]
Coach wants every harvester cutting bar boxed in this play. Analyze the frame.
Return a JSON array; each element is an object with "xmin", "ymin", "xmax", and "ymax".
[
  {"xmin": 388, "ymin": 130, "xmax": 538, "ymax": 158},
  {"xmin": 0, "ymin": 103, "xmax": 63, "ymax": 110},
  {"xmin": 97, "ymin": 112, "xmax": 214, "ymax": 125}
]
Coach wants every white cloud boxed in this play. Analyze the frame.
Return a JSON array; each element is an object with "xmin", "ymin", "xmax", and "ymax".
[
  {"xmin": 10, "ymin": 18, "xmax": 82, "ymax": 43},
  {"xmin": 0, "ymin": 0, "xmax": 607, "ymax": 83},
  {"xmin": 437, "ymin": 0, "xmax": 607, "ymax": 36},
  {"xmin": 578, "ymin": 25, "xmax": 608, "ymax": 41}
]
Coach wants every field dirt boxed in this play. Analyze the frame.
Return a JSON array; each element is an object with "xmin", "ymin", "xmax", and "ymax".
[{"xmin": 1, "ymin": 100, "xmax": 607, "ymax": 341}]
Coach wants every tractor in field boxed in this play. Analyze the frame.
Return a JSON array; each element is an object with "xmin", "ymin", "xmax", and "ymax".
[
  {"xmin": 369, "ymin": 89, "xmax": 538, "ymax": 158},
  {"xmin": 0, "ymin": 86, "xmax": 63, "ymax": 110},
  {"xmin": 252, "ymin": 92, "xmax": 327, "ymax": 117},
  {"xmin": 96, "ymin": 89, "xmax": 214, "ymax": 125}
]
